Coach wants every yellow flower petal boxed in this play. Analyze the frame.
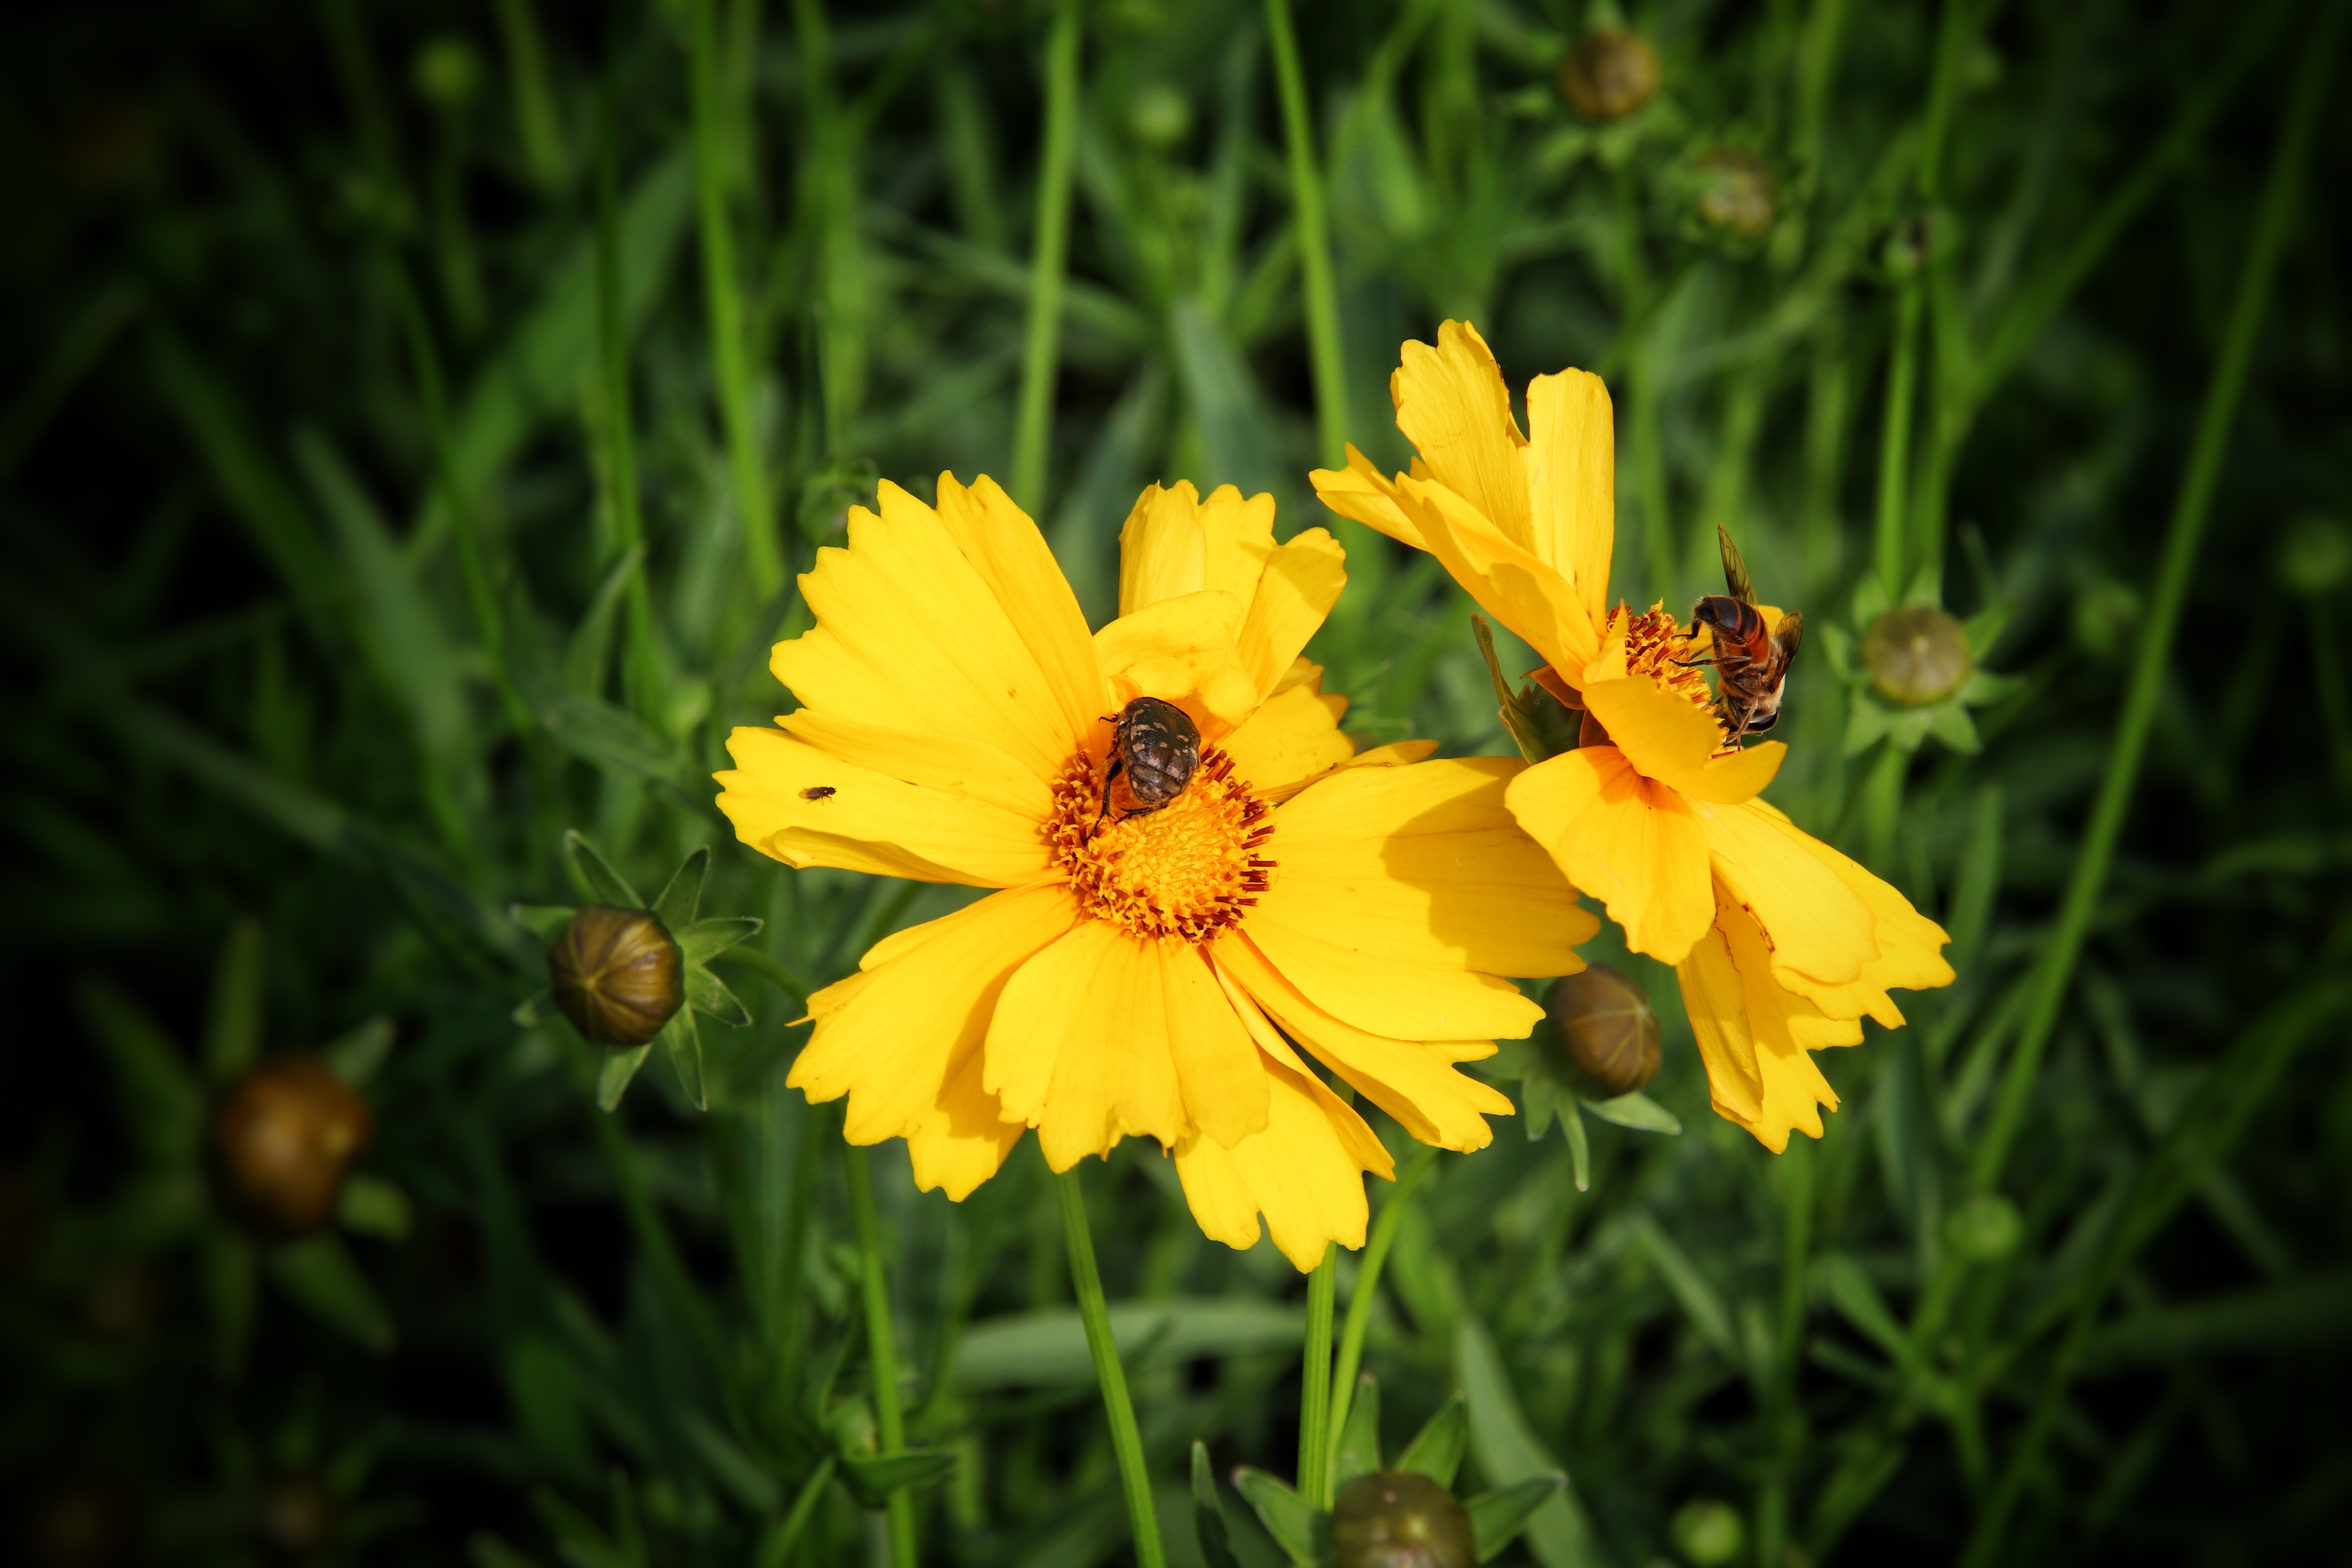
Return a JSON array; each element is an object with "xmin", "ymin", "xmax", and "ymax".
[
  {"xmin": 1759, "ymin": 800, "xmax": 1956, "ymax": 1021},
  {"xmin": 1693, "ymin": 800, "xmax": 1879, "ymax": 989},
  {"xmin": 1163, "ymin": 939, "xmax": 1270, "ymax": 1149},
  {"xmin": 776, "ymin": 481, "xmax": 1089, "ymax": 779},
  {"xmin": 1679, "ymin": 889, "xmax": 1853, "ymax": 1152},
  {"xmin": 1506, "ymin": 746, "xmax": 1713, "ymax": 964},
  {"xmin": 1391, "ymin": 473, "xmax": 1599, "ymax": 681},
  {"xmin": 1392, "ymin": 321, "xmax": 1535, "ymax": 554},
  {"xmin": 1174, "ymin": 1055, "xmax": 1375, "ymax": 1270},
  {"xmin": 1578, "ymin": 659, "xmax": 1785, "ymax": 804},
  {"xmin": 1265, "ymin": 756, "xmax": 1596, "ymax": 979},
  {"xmin": 1219, "ymin": 681, "xmax": 1356, "ymax": 804},
  {"xmin": 984, "ymin": 920, "xmax": 1188, "ymax": 1169},
  {"xmin": 717, "ymin": 726, "xmax": 1051, "ymax": 886},
  {"xmin": 1092, "ymin": 590, "xmax": 1259, "ymax": 728},
  {"xmin": 792, "ymin": 883, "xmax": 1076, "ymax": 1183},
  {"xmin": 1522, "ymin": 367, "xmax": 1614, "ymax": 625},
  {"xmin": 1197, "ymin": 484, "xmax": 1279, "ymax": 603},
  {"xmin": 1310, "ymin": 444, "xmax": 1430, "ymax": 550},
  {"xmin": 1218, "ymin": 938, "xmax": 1515, "ymax": 1152},
  {"xmin": 1243, "ymin": 904, "xmax": 1544, "ymax": 1044},
  {"xmin": 935, "ymin": 473, "xmax": 1108, "ymax": 744},
  {"xmin": 1238, "ymin": 528, "xmax": 1346, "ymax": 701},
  {"xmin": 1213, "ymin": 967, "xmax": 1396, "ymax": 1179},
  {"xmin": 775, "ymin": 711, "xmax": 1052, "ymax": 821}
]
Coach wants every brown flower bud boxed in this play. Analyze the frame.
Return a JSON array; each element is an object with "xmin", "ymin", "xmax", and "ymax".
[
  {"xmin": 252, "ymin": 1470, "xmax": 338, "ymax": 1558},
  {"xmin": 1332, "ymin": 1471, "xmax": 1476, "ymax": 1568},
  {"xmin": 1560, "ymin": 31, "xmax": 1661, "ymax": 122},
  {"xmin": 548, "ymin": 906, "xmax": 682, "ymax": 1046},
  {"xmin": 1537, "ymin": 964, "xmax": 1661, "ymax": 1098},
  {"xmin": 1860, "ymin": 605, "xmax": 1973, "ymax": 706},
  {"xmin": 1695, "ymin": 147, "xmax": 1777, "ymax": 238},
  {"xmin": 212, "ymin": 1058, "xmax": 374, "ymax": 1236}
]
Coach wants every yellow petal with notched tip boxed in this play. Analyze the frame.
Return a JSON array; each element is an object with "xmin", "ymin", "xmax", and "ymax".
[
  {"xmin": 1506, "ymin": 746, "xmax": 1714, "ymax": 965},
  {"xmin": 901, "ymin": 1044, "xmax": 1029, "ymax": 1200},
  {"xmin": 1391, "ymin": 474, "xmax": 1599, "ymax": 682},
  {"xmin": 1755, "ymin": 800, "xmax": 1955, "ymax": 1022},
  {"xmin": 1578, "ymin": 664, "xmax": 1786, "ymax": 805},
  {"xmin": 1219, "ymin": 681, "xmax": 1357, "ymax": 803},
  {"xmin": 984, "ymin": 920, "xmax": 1188, "ymax": 1169},
  {"xmin": 1310, "ymin": 445, "xmax": 1430, "ymax": 550},
  {"xmin": 1392, "ymin": 321, "xmax": 1535, "ymax": 554},
  {"xmin": 935, "ymin": 473, "xmax": 1107, "ymax": 741},
  {"xmin": 1218, "ymin": 937, "xmax": 1513, "ymax": 1152},
  {"xmin": 1239, "ymin": 528, "xmax": 1346, "ymax": 701},
  {"xmin": 1197, "ymin": 485, "xmax": 1279, "ymax": 604},
  {"xmin": 793, "ymin": 883, "xmax": 1075, "ymax": 1181},
  {"xmin": 1174, "ymin": 1053, "xmax": 1377, "ymax": 1270},
  {"xmin": 717, "ymin": 726, "xmax": 1051, "ymax": 887},
  {"xmin": 1265, "ymin": 757, "xmax": 1595, "ymax": 980},
  {"xmin": 1694, "ymin": 800, "xmax": 1879, "ymax": 989},
  {"xmin": 1162, "ymin": 940, "xmax": 1269, "ymax": 1149},
  {"xmin": 1093, "ymin": 589, "xmax": 1258, "ymax": 726},
  {"xmin": 1523, "ymin": 366, "xmax": 1614, "ymax": 622}
]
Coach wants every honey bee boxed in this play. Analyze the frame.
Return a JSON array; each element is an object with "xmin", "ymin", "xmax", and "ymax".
[
  {"xmin": 1095, "ymin": 696, "xmax": 1200, "ymax": 833},
  {"xmin": 1686, "ymin": 524, "xmax": 1803, "ymax": 737}
]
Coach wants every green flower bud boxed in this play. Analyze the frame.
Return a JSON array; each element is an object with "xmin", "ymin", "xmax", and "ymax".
[
  {"xmin": 1129, "ymin": 84, "xmax": 1192, "ymax": 147},
  {"xmin": 412, "ymin": 36, "xmax": 484, "ymax": 111},
  {"xmin": 1945, "ymin": 1193, "xmax": 2022, "ymax": 1262},
  {"xmin": 2277, "ymin": 514, "xmax": 2352, "ymax": 597},
  {"xmin": 1537, "ymin": 964, "xmax": 1661, "ymax": 1099},
  {"xmin": 1332, "ymin": 1471, "xmax": 1476, "ymax": 1568},
  {"xmin": 549, "ymin": 906, "xmax": 684, "ymax": 1047},
  {"xmin": 1560, "ymin": 31, "xmax": 1661, "ymax": 122},
  {"xmin": 212, "ymin": 1057, "xmax": 374, "ymax": 1237},
  {"xmin": 1670, "ymin": 1498, "xmax": 1746, "ymax": 1566},
  {"xmin": 1694, "ymin": 148, "xmax": 1777, "ymax": 238},
  {"xmin": 1860, "ymin": 606, "xmax": 1973, "ymax": 706},
  {"xmin": 2071, "ymin": 579, "xmax": 2143, "ymax": 663}
]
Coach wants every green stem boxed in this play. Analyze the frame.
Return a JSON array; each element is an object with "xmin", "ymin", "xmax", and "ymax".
[
  {"xmin": 492, "ymin": 0, "xmax": 568, "ymax": 189},
  {"xmin": 689, "ymin": 0, "xmax": 782, "ymax": 597},
  {"xmin": 756, "ymin": 1455, "xmax": 837, "ymax": 1568},
  {"xmin": 1298, "ymin": 1243, "xmax": 1338, "ymax": 1507},
  {"xmin": 1618, "ymin": 169, "xmax": 1671, "ymax": 602},
  {"xmin": 1011, "ymin": 0, "xmax": 1082, "ymax": 514},
  {"xmin": 597, "ymin": 73, "xmax": 662, "ymax": 718},
  {"xmin": 1326, "ymin": 1145, "xmax": 1437, "ymax": 1490},
  {"xmin": 1265, "ymin": 0, "xmax": 1348, "ymax": 467},
  {"xmin": 1056, "ymin": 1164, "xmax": 1167, "ymax": 1568},
  {"xmin": 844, "ymin": 1138, "xmax": 917, "ymax": 1567},
  {"xmin": 1967, "ymin": 7, "xmax": 2332, "ymax": 1197},
  {"xmin": 1872, "ymin": 280, "xmax": 1920, "ymax": 596}
]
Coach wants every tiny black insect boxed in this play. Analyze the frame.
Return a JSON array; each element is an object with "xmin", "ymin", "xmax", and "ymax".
[
  {"xmin": 1094, "ymin": 696, "xmax": 1200, "ymax": 833},
  {"xmin": 800, "ymin": 786, "xmax": 837, "ymax": 801}
]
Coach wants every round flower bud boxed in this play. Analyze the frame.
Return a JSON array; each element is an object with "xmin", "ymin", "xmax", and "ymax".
[
  {"xmin": 1559, "ymin": 31, "xmax": 1661, "ymax": 122},
  {"xmin": 1331, "ymin": 1471, "xmax": 1476, "ymax": 1568},
  {"xmin": 1670, "ymin": 1498, "xmax": 1746, "ymax": 1566},
  {"xmin": 1128, "ymin": 84, "xmax": 1192, "ymax": 148},
  {"xmin": 1537, "ymin": 964, "xmax": 1661, "ymax": 1099},
  {"xmin": 412, "ymin": 36, "xmax": 484, "ymax": 110},
  {"xmin": 1694, "ymin": 147, "xmax": 1777, "ymax": 238},
  {"xmin": 212, "ymin": 1058, "xmax": 374, "ymax": 1236},
  {"xmin": 549, "ymin": 906, "xmax": 683, "ymax": 1046},
  {"xmin": 252, "ymin": 1470, "xmax": 337, "ymax": 1558},
  {"xmin": 1860, "ymin": 605, "xmax": 1973, "ymax": 707},
  {"xmin": 1945, "ymin": 1193, "xmax": 2022, "ymax": 1262},
  {"xmin": 2276, "ymin": 514, "xmax": 2352, "ymax": 597}
]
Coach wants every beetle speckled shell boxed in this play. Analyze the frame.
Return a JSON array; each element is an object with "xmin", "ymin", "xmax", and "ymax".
[{"xmin": 1110, "ymin": 696, "xmax": 1200, "ymax": 813}]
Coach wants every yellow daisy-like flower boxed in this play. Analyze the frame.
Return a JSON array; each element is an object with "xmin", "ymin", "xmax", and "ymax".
[
  {"xmin": 1311, "ymin": 321, "xmax": 1953, "ymax": 1152},
  {"xmin": 715, "ymin": 472, "xmax": 1596, "ymax": 1267}
]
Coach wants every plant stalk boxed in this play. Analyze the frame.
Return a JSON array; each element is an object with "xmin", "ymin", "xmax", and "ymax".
[
  {"xmin": 597, "ymin": 71, "xmax": 662, "ymax": 718},
  {"xmin": 1011, "ymin": 0, "xmax": 1082, "ymax": 514},
  {"xmin": 1265, "ymin": 0, "xmax": 1348, "ymax": 467},
  {"xmin": 1056, "ymin": 1164, "xmax": 1167, "ymax": 1568},
  {"xmin": 1325, "ymin": 1145, "xmax": 1437, "ymax": 1491},
  {"xmin": 844, "ymin": 1138, "xmax": 918, "ymax": 1566},
  {"xmin": 1968, "ymin": 2, "xmax": 2334, "ymax": 1197},
  {"xmin": 1871, "ymin": 280, "xmax": 1920, "ymax": 596},
  {"xmin": 1298, "ymin": 1243, "xmax": 1338, "ymax": 1507}
]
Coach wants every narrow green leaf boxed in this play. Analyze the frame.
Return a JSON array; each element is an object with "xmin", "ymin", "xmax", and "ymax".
[
  {"xmin": 839, "ymin": 1448, "xmax": 958, "ymax": 1504},
  {"xmin": 1561, "ymin": 1098, "xmax": 1592, "ymax": 1192},
  {"xmin": 202, "ymin": 916, "xmax": 267, "ymax": 1086},
  {"xmin": 1455, "ymin": 1316, "xmax": 1600, "ymax": 1568},
  {"xmin": 1817, "ymin": 1254, "xmax": 1912, "ymax": 1370},
  {"xmin": 1394, "ymin": 1395, "xmax": 1465, "ymax": 1488},
  {"xmin": 268, "ymin": 1233, "xmax": 394, "ymax": 1351},
  {"xmin": 1467, "ymin": 1474, "xmax": 1566, "ymax": 1563},
  {"xmin": 681, "ymin": 1410, "xmax": 781, "ymax": 1513},
  {"xmin": 564, "ymin": 546, "xmax": 644, "ymax": 697},
  {"xmin": 1192, "ymin": 1440, "xmax": 1244, "ymax": 1568},
  {"xmin": 1333, "ymin": 1372, "xmax": 1382, "ymax": 1487},
  {"xmin": 954, "ymin": 1298, "xmax": 1301, "ymax": 1388},
  {"xmin": 1634, "ymin": 1215, "xmax": 1738, "ymax": 1362},
  {"xmin": 652, "ymin": 846, "xmax": 709, "ymax": 928},
  {"xmin": 597, "ymin": 1044, "xmax": 653, "ymax": 1111},
  {"xmin": 660, "ymin": 1010, "xmax": 706, "ymax": 1110},
  {"xmin": 1583, "ymin": 1090, "xmax": 1681, "ymax": 1134},
  {"xmin": 320, "ymin": 1015, "xmax": 395, "ymax": 1088},
  {"xmin": 337, "ymin": 1174, "xmax": 414, "ymax": 1240},
  {"xmin": 564, "ymin": 829, "xmax": 644, "ymax": 909},
  {"xmin": 685, "ymin": 964, "xmax": 750, "ymax": 1029},
  {"xmin": 678, "ymin": 916, "xmax": 761, "ymax": 964},
  {"xmin": 73, "ymin": 978, "xmax": 205, "ymax": 1167},
  {"xmin": 1230, "ymin": 1467, "xmax": 1323, "ymax": 1562}
]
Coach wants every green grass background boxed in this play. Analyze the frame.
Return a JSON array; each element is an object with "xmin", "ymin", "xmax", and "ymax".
[{"xmin": 4, "ymin": 0, "xmax": 2351, "ymax": 1563}]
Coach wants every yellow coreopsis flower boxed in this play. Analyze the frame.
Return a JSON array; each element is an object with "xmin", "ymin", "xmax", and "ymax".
[
  {"xmin": 716, "ymin": 472, "xmax": 1596, "ymax": 1267},
  {"xmin": 1311, "ymin": 322, "xmax": 1953, "ymax": 1152}
]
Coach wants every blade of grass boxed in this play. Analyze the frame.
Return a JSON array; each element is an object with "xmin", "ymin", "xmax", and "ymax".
[
  {"xmin": 597, "ymin": 70, "xmax": 662, "ymax": 719},
  {"xmin": 844, "ymin": 1138, "xmax": 918, "ymax": 1568},
  {"xmin": 1011, "ymin": 0, "xmax": 1081, "ymax": 514},
  {"xmin": 1264, "ymin": 0, "xmax": 1347, "ymax": 468},
  {"xmin": 1055, "ymin": 1164, "xmax": 1167, "ymax": 1568}
]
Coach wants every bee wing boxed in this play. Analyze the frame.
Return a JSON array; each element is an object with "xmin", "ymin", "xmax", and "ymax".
[
  {"xmin": 1771, "ymin": 609, "xmax": 1804, "ymax": 670},
  {"xmin": 1717, "ymin": 524, "xmax": 1758, "ymax": 606}
]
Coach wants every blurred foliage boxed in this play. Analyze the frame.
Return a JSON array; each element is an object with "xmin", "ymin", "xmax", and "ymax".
[{"xmin": 4, "ymin": 0, "xmax": 2350, "ymax": 1564}]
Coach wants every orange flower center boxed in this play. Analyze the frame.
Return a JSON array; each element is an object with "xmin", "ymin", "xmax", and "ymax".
[{"xmin": 1046, "ymin": 746, "xmax": 1275, "ymax": 944}]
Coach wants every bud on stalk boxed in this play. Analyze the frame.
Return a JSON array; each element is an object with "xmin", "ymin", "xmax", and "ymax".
[{"xmin": 548, "ymin": 906, "xmax": 684, "ymax": 1046}]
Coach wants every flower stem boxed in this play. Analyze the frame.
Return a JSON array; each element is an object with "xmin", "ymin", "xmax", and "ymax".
[
  {"xmin": 843, "ymin": 1138, "xmax": 916, "ymax": 1567},
  {"xmin": 596, "ymin": 67, "xmax": 661, "ymax": 719},
  {"xmin": 1055, "ymin": 1165, "xmax": 1166, "ymax": 1568},
  {"xmin": 1297, "ymin": 1243, "xmax": 1338, "ymax": 1506},
  {"xmin": 1966, "ymin": 0, "xmax": 2336, "ymax": 1200},
  {"xmin": 1871, "ymin": 279, "xmax": 1919, "ymax": 596},
  {"xmin": 1011, "ymin": 0, "xmax": 1081, "ymax": 515},
  {"xmin": 1264, "ymin": 0, "xmax": 1348, "ymax": 469},
  {"xmin": 1325, "ymin": 1145, "xmax": 1437, "ymax": 1494},
  {"xmin": 688, "ymin": 0, "xmax": 781, "ymax": 597}
]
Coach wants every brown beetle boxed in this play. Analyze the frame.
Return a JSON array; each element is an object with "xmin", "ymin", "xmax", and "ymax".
[{"xmin": 1094, "ymin": 696, "xmax": 1200, "ymax": 833}]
